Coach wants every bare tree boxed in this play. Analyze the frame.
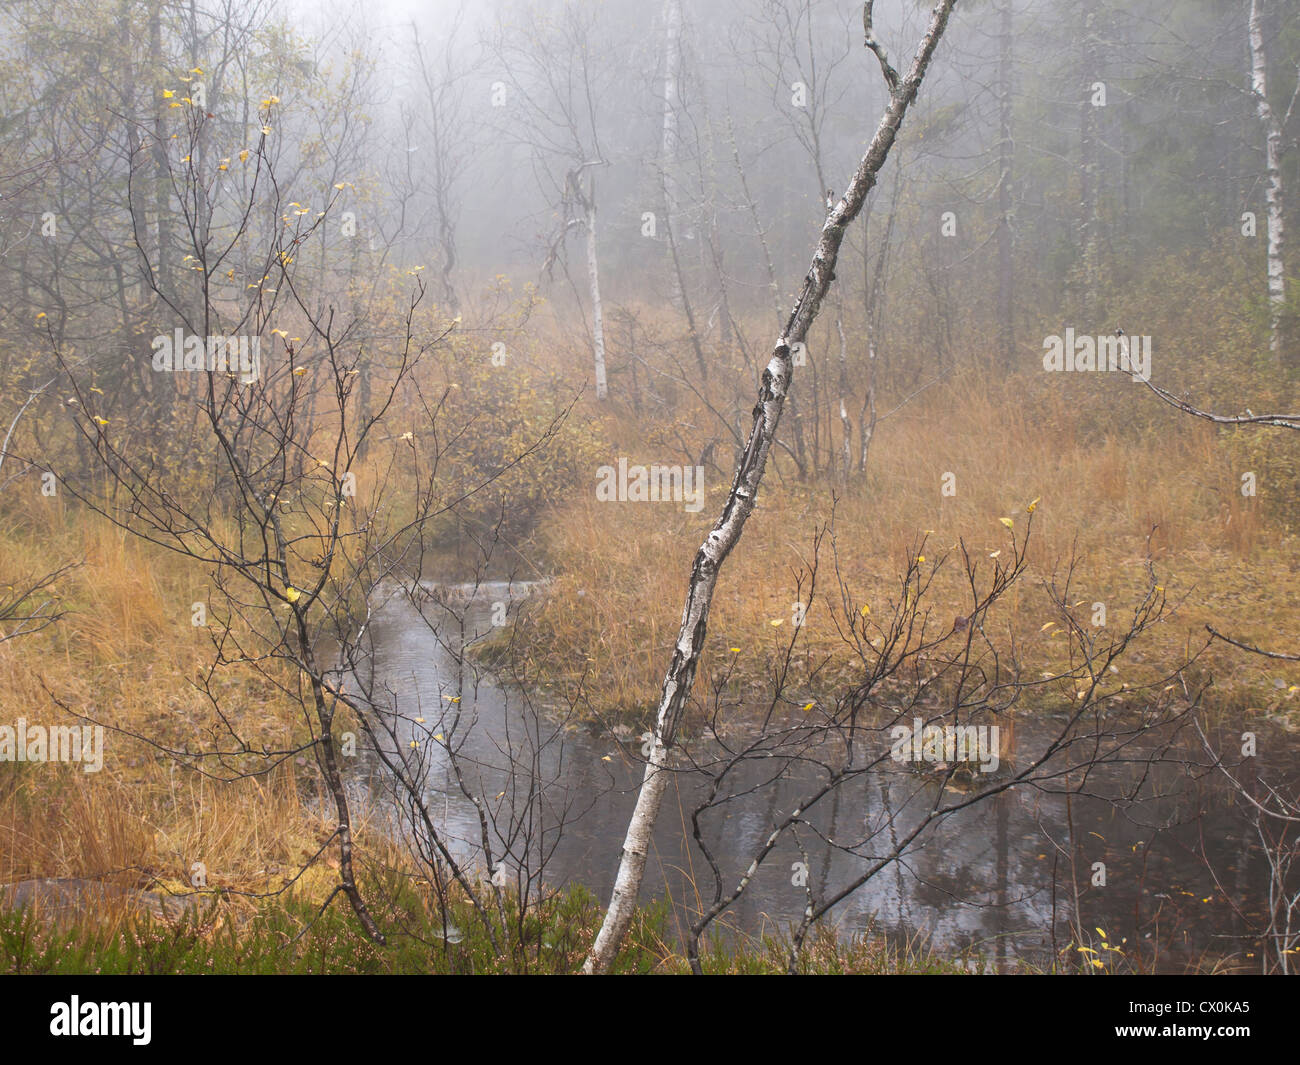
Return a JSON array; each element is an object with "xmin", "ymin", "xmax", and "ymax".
[
  {"xmin": 678, "ymin": 517, "xmax": 1197, "ymax": 973},
  {"xmin": 34, "ymin": 111, "xmax": 586, "ymax": 951},
  {"xmin": 491, "ymin": 1, "xmax": 615, "ymax": 400},
  {"xmin": 410, "ymin": 11, "xmax": 475, "ymax": 313},
  {"xmin": 583, "ymin": 0, "xmax": 960, "ymax": 975}
]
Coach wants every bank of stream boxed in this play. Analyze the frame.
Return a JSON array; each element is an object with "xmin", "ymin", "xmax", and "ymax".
[{"xmin": 348, "ymin": 579, "xmax": 1295, "ymax": 973}]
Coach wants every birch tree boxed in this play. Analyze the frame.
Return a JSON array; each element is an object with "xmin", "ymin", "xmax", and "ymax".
[
  {"xmin": 491, "ymin": 1, "xmax": 615, "ymax": 400},
  {"xmin": 1249, "ymin": 0, "xmax": 1290, "ymax": 364},
  {"xmin": 582, "ymin": 0, "xmax": 960, "ymax": 975},
  {"xmin": 660, "ymin": 0, "xmax": 683, "ymax": 232},
  {"xmin": 1076, "ymin": 0, "xmax": 1101, "ymax": 321}
]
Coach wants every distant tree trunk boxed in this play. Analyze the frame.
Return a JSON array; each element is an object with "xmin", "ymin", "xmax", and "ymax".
[
  {"xmin": 1077, "ymin": 0, "xmax": 1100, "ymax": 321},
  {"xmin": 585, "ymin": 175, "xmax": 609, "ymax": 401},
  {"xmin": 120, "ymin": 1, "xmax": 147, "ymax": 304},
  {"xmin": 412, "ymin": 23, "xmax": 463, "ymax": 312},
  {"xmin": 149, "ymin": 2, "xmax": 171, "ymax": 304},
  {"xmin": 996, "ymin": 0, "xmax": 1014, "ymax": 360},
  {"xmin": 1249, "ymin": 0, "xmax": 1287, "ymax": 365},
  {"xmin": 859, "ymin": 157, "xmax": 899, "ymax": 474},
  {"xmin": 728, "ymin": 111, "xmax": 809, "ymax": 478},
  {"xmin": 581, "ymin": 0, "xmax": 959, "ymax": 975},
  {"xmin": 660, "ymin": 0, "xmax": 682, "ymax": 227},
  {"xmin": 664, "ymin": 202, "xmax": 710, "ymax": 381},
  {"xmin": 660, "ymin": 0, "xmax": 708, "ymax": 379},
  {"xmin": 836, "ymin": 314, "xmax": 852, "ymax": 481}
]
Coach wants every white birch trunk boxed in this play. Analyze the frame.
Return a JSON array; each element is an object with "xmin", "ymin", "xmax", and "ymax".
[
  {"xmin": 1250, "ymin": 0, "xmax": 1286, "ymax": 360},
  {"xmin": 661, "ymin": 0, "xmax": 682, "ymax": 223},
  {"xmin": 582, "ymin": 0, "xmax": 959, "ymax": 975},
  {"xmin": 585, "ymin": 183, "xmax": 609, "ymax": 401}
]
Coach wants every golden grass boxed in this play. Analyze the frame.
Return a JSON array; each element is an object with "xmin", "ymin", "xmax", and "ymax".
[
  {"xmin": 513, "ymin": 364, "xmax": 1300, "ymax": 723},
  {"xmin": 1, "ymin": 301, "xmax": 1297, "ymax": 942},
  {"xmin": 0, "ymin": 508, "xmax": 357, "ymax": 910}
]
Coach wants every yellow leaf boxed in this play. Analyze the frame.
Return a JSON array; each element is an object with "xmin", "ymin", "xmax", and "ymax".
[
  {"xmin": 239, "ymin": 149, "xmax": 250, "ymax": 162},
  {"xmin": 284, "ymin": 587, "xmax": 301, "ymax": 603},
  {"xmin": 801, "ymin": 701, "xmax": 815, "ymax": 712},
  {"xmin": 859, "ymin": 603, "xmax": 870, "ymax": 616},
  {"xmin": 1027, "ymin": 497, "xmax": 1040, "ymax": 513},
  {"xmin": 999, "ymin": 517, "xmax": 1014, "ymax": 529},
  {"xmin": 433, "ymin": 733, "xmax": 444, "ymax": 741},
  {"xmin": 93, "ymin": 416, "xmax": 109, "ymax": 426},
  {"xmin": 162, "ymin": 89, "xmax": 174, "ymax": 98},
  {"xmin": 770, "ymin": 618, "xmax": 784, "ymax": 627}
]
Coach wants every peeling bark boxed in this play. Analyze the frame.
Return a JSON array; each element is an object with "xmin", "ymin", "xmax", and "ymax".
[{"xmin": 581, "ymin": 0, "xmax": 959, "ymax": 975}]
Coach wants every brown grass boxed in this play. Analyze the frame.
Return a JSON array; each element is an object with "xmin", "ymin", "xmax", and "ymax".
[
  {"xmin": 511, "ymin": 362, "xmax": 1300, "ymax": 724},
  {"xmin": 0, "ymin": 510, "xmax": 359, "ymax": 910}
]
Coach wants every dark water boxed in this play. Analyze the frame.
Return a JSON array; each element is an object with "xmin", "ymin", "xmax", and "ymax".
[{"xmin": 350, "ymin": 580, "xmax": 1296, "ymax": 973}]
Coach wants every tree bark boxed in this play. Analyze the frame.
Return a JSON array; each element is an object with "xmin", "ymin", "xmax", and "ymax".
[
  {"xmin": 1249, "ymin": 0, "xmax": 1287, "ymax": 364},
  {"xmin": 585, "ymin": 176, "xmax": 609, "ymax": 401},
  {"xmin": 581, "ymin": 0, "xmax": 959, "ymax": 975},
  {"xmin": 1077, "ymin": 0, "xmax": 1100, "ymax": 321}
]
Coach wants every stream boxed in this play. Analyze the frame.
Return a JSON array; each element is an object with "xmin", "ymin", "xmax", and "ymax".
[{"xmin": 348, "ymin": 579, "xmax": 1296, "ymax": 973}]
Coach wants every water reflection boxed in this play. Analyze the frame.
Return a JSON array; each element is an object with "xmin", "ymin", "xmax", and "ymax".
[{"xmin": 350, "ymin": 581, "xmax": 1292, "ymax": 973}]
